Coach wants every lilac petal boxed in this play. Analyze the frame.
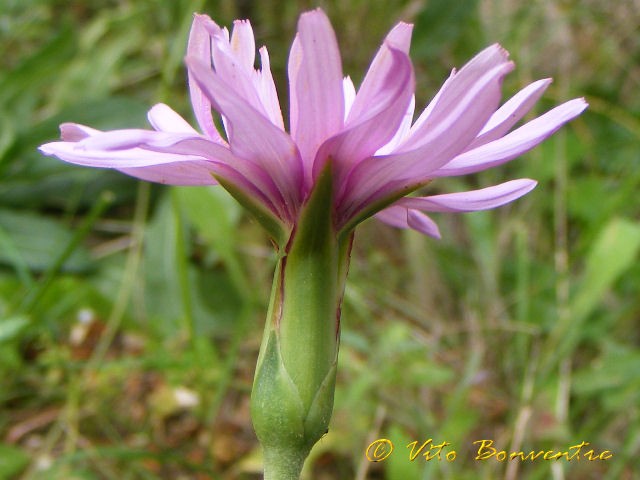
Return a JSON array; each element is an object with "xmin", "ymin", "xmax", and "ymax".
[
  {"xmin": 147, "ymin": 104, "xmax": 199, "ymax": 133},
  {"xmin": 77, "ymin": 129, "xmax": 198, "ymax": 151},
  {"xmin": 434, "ymin": 98, "xmax": 588, "ymax": 177},
  {"xmin": 209, "ymin": 24, "xmax": 284, "ymax": 132},
  {"xmin": 289, "ymin": 9, "xmax": 344, "ymax": 187},
  {"xmin": 136, "ymin": 137, "xmax": 291, "ymax": 241},
  {"xmin": 287, "ymin": 34, "xmax": 302, "ymax": 134},
  {"xmin": 150, "ymin": 137, "xmax": 275, "ymax": 190},
  {"xmin": 117, "ymin": 164, "xmax": 218, "ymax": 185},
  {"xmin": 375, "ymin": 95, "xmax": 415, "ymax": 155},
  {"xmin": 409, "ymin": 68, "xmax": 456, "ymax": 136},
  {"xmin": 120, "ymin": 133, "xmax": 290, "ymax": 221},
  {"xmin": 402, "ymin": 44, "xmax": 511, "ymax": 151},
  {"xmin": 406, "ymin": 209, "xmax": 442, "ymax": 238},
  {"xmin": 340, "ymin": 60, "xmax": 514, "ymax": 221},
  {"xmin": 216, "ymin": 25, "xmax": 283, "ymax": 129},
  {"xmin": 187, "ymin": 14, "xmax": 225, "ymax": 142},
  {"xmin": 43, "ymin": 133, "xmax": 289, "ymax": 222},
  {"xmin": 255, "ymin": 47, "xmax": 285, "ymax": 129},
  {"xmin": 399, "ymin": 179, "xmax": 537, "ymax": 212},
  {"xmin": 343, "ymin": 76, "xmax": 356, "ymax": 121},
  {"xmin": 375, "ymin": 206, "xmax": 441, "ymax": 238},
  {"xmin": 39, "ymin": 139, "xmax": 207, "ymax": 169},
  {"xmin": 210, "ymin": 36, "xmax": 268, "ymax": 119},
  {"xmin": 346, "ymin": 22, "xmax": 413, "ymax": 123},
  {"xmin": 186, "ymin": 56, "xmax": 303, "ymax": 218},
  {"xmin": 312, "ymin": 46, "xmax": 414, "ymax": 185},
  {"xmin": 230, "ymin": 20, "xmax": 256, "ymax": 70},
  {"xmin": 42, "ymin": 135, "xmax": 288, "ymax": 240},
  {"xmin": 468, "ymin": 78, "xmax": 552, "ymax": 149},
  {"xmin": 141, "ymin": 138, "xmax": 291, "ymax": 218},
  {"xmin": 60, "ymin": 123, "xmax": 99, "ymax": 141}
]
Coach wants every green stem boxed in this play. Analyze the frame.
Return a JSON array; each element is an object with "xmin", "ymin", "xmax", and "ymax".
[
  {"xmin": 263, "ymin": 445, "xmax": 308, "ymax": 480},
  {"xmin": 250, "ymin": 164, "xmax": 353, "ymax": 478}
]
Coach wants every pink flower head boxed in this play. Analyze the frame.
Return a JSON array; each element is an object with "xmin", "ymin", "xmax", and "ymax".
[{"xmin": 40, "ymin": 9, "xmax": 587, "ymax": 243}]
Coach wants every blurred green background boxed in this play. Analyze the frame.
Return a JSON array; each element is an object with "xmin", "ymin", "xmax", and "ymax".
[{"xmin": 1, "ymin": 0, "xmax": 639, "ymax": 479}]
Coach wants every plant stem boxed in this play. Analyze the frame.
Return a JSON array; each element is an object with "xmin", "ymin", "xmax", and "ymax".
[
  {"xmin": 251, "ymin": 165, "xmax": 352, "ymax": 479},
  {"xmin": 263, "ymin": 445, "xmax": 308, "ymax": 480}
]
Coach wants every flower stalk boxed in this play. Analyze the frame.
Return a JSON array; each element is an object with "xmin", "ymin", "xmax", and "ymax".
[{"xmin": 251, "ymin": 165, "xmax": 352, "ymax": 478}]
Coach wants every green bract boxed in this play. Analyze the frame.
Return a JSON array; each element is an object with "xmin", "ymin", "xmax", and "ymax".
[{"xmin": 251, "ymin": 164, "xmax": 352, "ymax": 479}]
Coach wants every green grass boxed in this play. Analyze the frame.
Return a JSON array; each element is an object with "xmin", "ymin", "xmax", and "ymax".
[{"xmin": 1, "ymin": 0, "xmax": 639, "ymax": 479}]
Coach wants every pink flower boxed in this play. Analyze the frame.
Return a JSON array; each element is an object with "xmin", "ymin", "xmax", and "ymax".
[{"xmin": 39, "ymin": 9, "xmax": 586, "ymax": 243}]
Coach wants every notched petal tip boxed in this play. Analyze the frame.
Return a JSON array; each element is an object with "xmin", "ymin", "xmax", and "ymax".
[
  {"xmin": 193, "ymin": 13, "xmax": 215, "ymax": 26},
  {"xmin": 395, "ymin": 21, "xmax": 414, "ymax": 29},
  {"xmin": 230, "ymin": 19, "xmax": 256, "ymax": 68},
  {"xmin": 59, "ymin": 123, "xmax": 99, "ymax": 142},
  {"xmin": 503, "ymin": 60, "xmax": 516, "ymax": 75},
  {"xmin": 60, "ymin": 124, "xmax": 85, "ymax": 142},
  {"xmin": 297, "ymin": 7, "xmax": 334, "ymax": 32},
  {"xmin": 489, "ymin": 43, "xmax": 510, "ymax": 59},
  {"xmin": 383, "ymin": 22, "xmax": 413, "ymax": 52},
  {"xmin": 302, "ymin": 7, "xmax": 329, "ymax": 17},
  {"xmin": 560, "ymin": 97, "xmax": 589, "ymax": 115},
  {"xmin": 192, "ymin": 13, "xmax": 223, "ymax": 39}
]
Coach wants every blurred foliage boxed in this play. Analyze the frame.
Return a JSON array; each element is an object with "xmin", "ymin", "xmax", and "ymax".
[{"xmin": 1, "ymin": 0, "xmax": 639, "ymax": 479}]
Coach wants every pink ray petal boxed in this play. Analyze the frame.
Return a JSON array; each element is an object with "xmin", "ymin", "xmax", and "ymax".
[
  {"xmin": 42, "ymin": 131, "xmax": 285, "ymax": 219},
  {"xmin": 409, "ymin": 68, "xmax": 456, "ymax": 137},
  {"xmin": 313, "ymin": 46, "xmax": 414, "ymax": 187},
  {"xmin": 255, "ymin": 47, "xmax": 285, "ymax": 129},
  {"xmin": 346, "ymin": 21, "xmax": 413, "ymax": 123},
  {"xmin": 187, "ymin": 14, "xmax": 225, "ymax": 142},
  {"xmin": 210, "ymin": 36, "xmax": 268, "ymax": 119},
  {"xmin": 230, "ymin": 20, "xmax": 256, "ymax": 70},
  {"xmin": 77, "ymin": 129, "xmax": 199, "ymax": 151},
  {"xmin": 39, "ymin": 139, "xmax": 208, "ymax": 169},
  {"xmin": 287, "ymin": 34, "xmax": 302, "ymax": 134},
  {"xmin": 398, "ymin": 178, "xmax": 537, "ymax": 212},
  {"xmin": 60, "ymin": 123, "xmax": 100, "ymax": 141},
  {"xmin": 147, "ymin": 103, "xmax": 199, "ymax": 134},
  {"xmin": 468, "ymin": 78, "xmax": 552, "ymax": 149},
  {"xmin": 186, "ymin": 56, "xmax": 303, "ymax": 219},
  {"xmin": 289, "ymin": 8, "xmax": 344, "ymax": 188},
  {"xmin": 402, "ymin": 44, "xmax": 510, "ymax": 151},
  {"xmin": 339, "ymin": 60, "xmax": 514, "ymax": 221},
  {"xmin": 40, "ymin": 10, "xmax": 588, "ymax": 244},
  {"xmin": 147, "ymin": 138, "xmax": 280, "ymax": 202},
  {"xmin": 375, "ymin": 205, "xmax": 441, "ymax": 238},
  {"xmin": 434, "ymin": 98, "xmax": 588, "ymax": 177},
  {"xmin": 117, "ymin": 164, "xmax": 218, "ymax": 185},
  {"xmin": 211, "ymin": 22, "xmax": 287, "ymax": 130},
  {"xmin": 342, "ymin": 76, "xmax": 356, "ymax": 121},
  {"xmin": 375, "ymin": 95, "xmax": 415, "ymax": 156},
  {"xmin": 118, "ymin": 135, "xmax": 290, "ymax": 221},
  {"xmin": 126, "ymin": 138, "xmax": 284, "ymax": 217}
]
